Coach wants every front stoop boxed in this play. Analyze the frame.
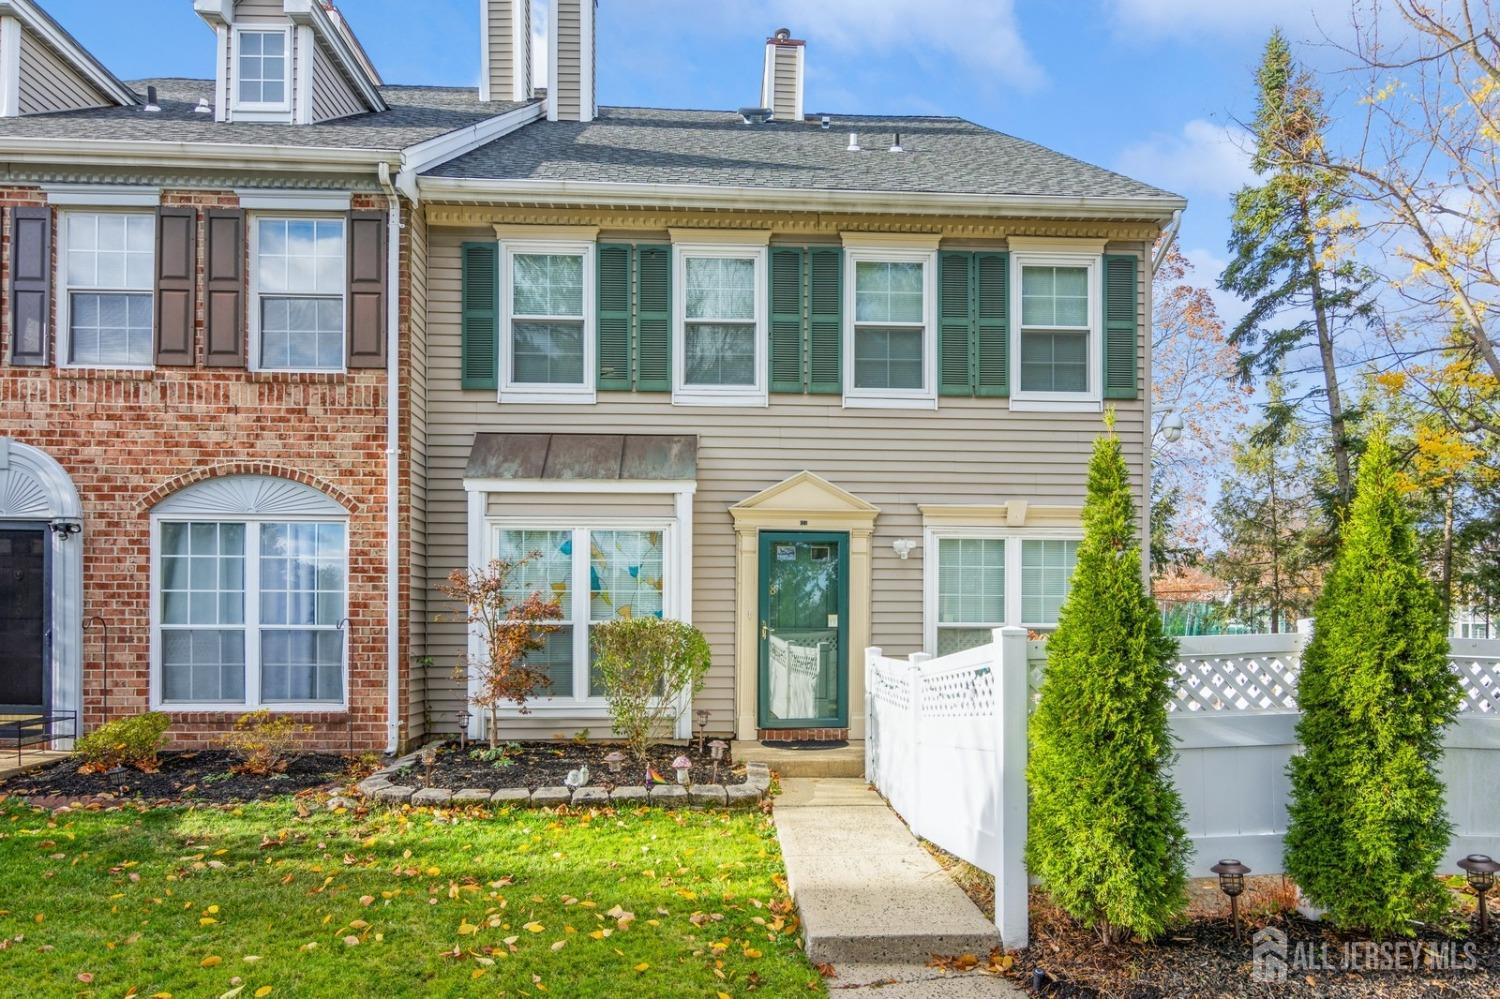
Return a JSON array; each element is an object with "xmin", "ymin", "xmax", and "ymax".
[
  {"xmin": 736, "ymin": 740, "xmax": 865, "ymax": 779},
  {"xmin": 773, "ymin": 778, "xmax": 1001, "ymax": 967}
]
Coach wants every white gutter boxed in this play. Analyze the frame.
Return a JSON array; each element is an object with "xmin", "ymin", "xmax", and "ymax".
[
  {"xmin": 395, "ymin": 100, "xmax": 543, "ymax": 201},
  {"xmin": 416, "ymin": 175, "xmax": 1188, "ymax": 221},
  {"xmin": 0, "ymin": 136, "xmax": 398, "ymax": 173},
  {"xmin": 377, "ymin": 160, "xmax": 403, "ymax": 754},
  {"xmin": 1151, "ymin": 209, "xmax": 1183, "ymax": 275}
]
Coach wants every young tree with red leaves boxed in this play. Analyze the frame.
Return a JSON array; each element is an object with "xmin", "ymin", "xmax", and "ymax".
[{"xmin": 441, "ymin": 556, "xmax": 564, "ymax": 750}]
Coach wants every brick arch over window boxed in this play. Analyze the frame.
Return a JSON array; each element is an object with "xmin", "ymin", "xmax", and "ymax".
[{"xmin": 139, "ymin": 463, "xmax": 359, "ymax": 514}]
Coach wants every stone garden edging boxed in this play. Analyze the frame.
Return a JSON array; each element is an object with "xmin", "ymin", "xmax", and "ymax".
[{"xmin": 350, "ymin": 747, "xmax": 772, "ymax": 809}]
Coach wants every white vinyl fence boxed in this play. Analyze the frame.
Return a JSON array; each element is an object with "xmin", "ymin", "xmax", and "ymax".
[{"xmin": 865, "ymin": 632, "xmax": 1500, "ymax": 950}]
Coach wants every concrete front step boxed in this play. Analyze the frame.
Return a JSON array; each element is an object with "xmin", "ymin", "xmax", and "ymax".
[
  {"xmin": 735, "ymin": 740, "xmax": 865, "ymax": 778},
  {"xmin": 774, "ymin": 778, "xmax": 1000, "ymax": 966}
]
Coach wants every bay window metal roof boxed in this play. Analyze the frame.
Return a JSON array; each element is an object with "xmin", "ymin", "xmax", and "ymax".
[{"xmin": 465, "ymin": 433, "xmax": 698, "ymax": 482}]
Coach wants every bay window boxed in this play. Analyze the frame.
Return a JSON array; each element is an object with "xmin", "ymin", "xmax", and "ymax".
[
  {"xmin": 1013, "ymin": 253, "xmax": 1100, "ymax": 403},
  {"xmin": 501, "ymin": 241, "xmax": 594, "ymax": 401},
  {"xmin": 253, "ymin": 217, "xmax": 347, "ymax": 371},
  {"xmin": 674, "ymin": 246, "xmax": 766, "ymax": 405},
  {"xmin": 845, "ymin": 249, "xmax": 935, "ymax": 407},
  {"xmin": 925, "ymin": 531, "xmax": 1082, "ymax": 651},
  {"xmin": 61, "ymin": 211, "xmax": 155, "ymax": 368},
  {"xmin": 491, "ymin": 525, "xmax": 669, "ymax": 702}
]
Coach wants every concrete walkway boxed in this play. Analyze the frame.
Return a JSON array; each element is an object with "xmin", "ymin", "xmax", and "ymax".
[{"xmin": 775, "ymin": 778, "xmax": 1022, "ymax": 996}]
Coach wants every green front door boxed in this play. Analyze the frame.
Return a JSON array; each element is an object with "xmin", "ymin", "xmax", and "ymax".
[{"xmin": 757, "ymin": 531, "xmax": 849, "ymax": 730}]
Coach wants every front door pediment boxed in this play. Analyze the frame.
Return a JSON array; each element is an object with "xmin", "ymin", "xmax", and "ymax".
[{"xmin": 729, "ymin": 471, "xmax": 878, "ymax": 531}]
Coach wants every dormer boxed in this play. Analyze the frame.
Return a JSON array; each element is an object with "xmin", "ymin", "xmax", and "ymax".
[
  {"xmin": 193, "ymin": 0, "xmax": 386, "ymax": 124},
  {"xmin": 0, "ymin": 0, "xmax": 135, "ymax": 117}
]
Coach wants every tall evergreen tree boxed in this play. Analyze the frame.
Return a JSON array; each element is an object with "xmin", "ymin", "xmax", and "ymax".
[
  {"xmin": 1027, "ymin": 415, "xmax": 1189, "ymax": 943},
  {"xmin": 1222, "ymin": 30, "xmax": 1372, "ymax": 508},
  {"xmin": 1284, "ymin": 430, "xmax": 1460, "ymax": 937}
]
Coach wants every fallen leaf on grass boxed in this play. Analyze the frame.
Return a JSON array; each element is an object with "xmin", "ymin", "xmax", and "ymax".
[
  {"xmin": 200, "ymin": 955, "xmax": 222, "ymax": 968},
  {"xmin": 633, "ymin": 962, "xmax": 650, "ymax": 972}
]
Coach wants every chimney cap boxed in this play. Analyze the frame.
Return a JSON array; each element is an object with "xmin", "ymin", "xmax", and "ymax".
[{"xmin": 768, "ymin": 27, "xmax": 805, "ymax": 46}]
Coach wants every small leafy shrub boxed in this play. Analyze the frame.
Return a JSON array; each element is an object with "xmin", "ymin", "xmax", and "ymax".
[
  {"xmin": 469, "ymin": 742, "xmax": 520, "ymax": 769},
  {"xmin": 76, "ymin": 712, "xmax": 171, "ymax": 774},
  {"xmin": 592, "ymin": 617, "xmax": 711, "ymax": 763},
  {"xmin": 220, "ymin": 710, "xmax": 311, "ymax": 776}
]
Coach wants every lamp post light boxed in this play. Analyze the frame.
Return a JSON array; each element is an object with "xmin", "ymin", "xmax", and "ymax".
[
  {"xmin": 1458, "ymin": 854, "xmax": 1499, "ymax": 935},
  {"xmin": 1210, "ymin": 859, "xmax": 1251, "ymax": 940}
]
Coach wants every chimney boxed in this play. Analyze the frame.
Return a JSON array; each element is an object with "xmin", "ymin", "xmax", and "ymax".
[
  {"xmin": 480, "ymin": 0, "xmax": 533, "ymax": 103},
  {"xmin": 547, "ymin": 0, "xmax": 596, "ymax": 122},
  {"xmin": 761, "ymin": 28, "xmax": 804, "ymax": 122}
]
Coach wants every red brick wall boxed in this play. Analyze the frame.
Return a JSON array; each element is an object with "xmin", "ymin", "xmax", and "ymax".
[{"xmin": 0, "ymin": 187, "xmax": 409, "ymax": 753}]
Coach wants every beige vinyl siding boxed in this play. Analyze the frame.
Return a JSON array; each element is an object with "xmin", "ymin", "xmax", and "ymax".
[
  {"xmin": 227, "ymin": 1, "xmax": 293, "ymax": 119},
  {"xmin": 485, "ymin": 0, "xmax": 529, "ymax": 100},
  {"xmin": 234, "ymin": 0, "xmax": 285, "ymax": 20},
  {"xmin": 310, "ymin": 40, "xmax": 363, "ymax": 122},
  {"xmin": 407, "ymin": 207, "xmax": 432, "ymax": 740},
  {"xmin": 16, "ymin": 27, "xmax": 109, "ymax": 115},
  {"xmin": 770, "ymin": 47, "xmax": 797, "ymax": 120},
  {"xmin": 418, "ymin": 227, "xmax": 1151, "ymax": 738},
  {"xmin": 553, "ymin": 0, "xmax": 581, "ymax": 119}
]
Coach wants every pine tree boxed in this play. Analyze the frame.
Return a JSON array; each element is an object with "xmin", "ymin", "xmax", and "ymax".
[
  {"xmin": 1222, "ymin": 30, "xmax": 1372, "ymax": 509},
  {"xmin": 1284, "ymin": 430, "xmax": 1460, "ymax": 936},
  {"xmin": 1026, "ymin": 415, "xmax": 1190, "ymax": 943}
]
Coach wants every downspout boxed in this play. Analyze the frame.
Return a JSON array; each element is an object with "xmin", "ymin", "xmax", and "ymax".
[
  {"xmin": 378, "ymin": 160, "xmax": 403, "ymax": 754},
  {"xmin": 1150, "ymin": 209, "xmax": 1183, "ymax": 276}
]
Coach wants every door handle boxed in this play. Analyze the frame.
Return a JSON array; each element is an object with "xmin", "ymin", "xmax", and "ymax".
[{"xmin": 760, "ymin": 621, "xmax": 768, "ymax": 640}]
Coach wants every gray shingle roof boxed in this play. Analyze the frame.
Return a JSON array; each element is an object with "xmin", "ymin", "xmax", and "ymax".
[
  {"xmin": 424, "ymin": 106, "xmax": 1179, "ymax": 201},
  {"xmin": 0, "ymin": 78, "xmax": 533, "ymax": 152}
]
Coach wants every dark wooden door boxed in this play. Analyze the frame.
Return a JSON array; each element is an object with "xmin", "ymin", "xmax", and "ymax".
[{"xmin": 0, "ymin": 527, "xmax": 47, "ymax": 711}]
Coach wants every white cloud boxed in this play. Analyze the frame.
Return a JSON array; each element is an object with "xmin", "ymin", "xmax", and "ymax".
[
  {"xmin": 764, "ymin": 0, "xmax": 1043, "ymax": 90},
  {"xmin": 1115, "ymin": 119, "xmax": 1256, "ymax": 201}
]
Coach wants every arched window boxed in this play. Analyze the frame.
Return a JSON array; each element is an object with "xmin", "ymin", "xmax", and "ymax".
[{"xmin": 151, "ymin": 476, "xmax": 349, "ymax": 711}]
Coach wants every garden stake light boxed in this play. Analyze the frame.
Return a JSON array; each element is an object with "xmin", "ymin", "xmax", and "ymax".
[
  {"xmin": 1210, "ymin": 859, "xmax": 1250, "ymax": 939},
  {"xmin": 708, "ymin": 739, "xmax": 728, "ymax": 783},
  {"xmin": 695, "ymin": 709, "xmax": 710, "ymax": 753},
  {"xmin": 1458, "ymin": 854, "xmax": 1499, "ymax": 935},
  {"xmin": 420, "ymin": 745, "xmax": 438, "ymax": 789},
  {"xmin": 604, "ymin": 751, "xmax": 626, "ymax": 779},
  {"xmin": 673, "ymin": 755, "xmax": 692, "ymax": 786}
]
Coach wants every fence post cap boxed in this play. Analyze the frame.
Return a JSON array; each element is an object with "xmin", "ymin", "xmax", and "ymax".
[
  {"xmin": 909, "ymin": 652, "xmax": 932, "ymax": 665},
  {"xmin": 997, "ymin": 626, "xmax": 1029, "ymax": 638}
]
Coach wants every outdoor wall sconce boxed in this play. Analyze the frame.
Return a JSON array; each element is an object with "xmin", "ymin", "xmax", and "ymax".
[
  {"xmin": 892, "ymin": 538, "xmax": 916, "ymax": 560},
  {"xmin": 49, "ymin": 520, "xmax": 82, "ymax": 539},
  {"xmin": 1210, "ymin": 858, "xmax": 1250, "ymax": 939},
  {"xmin": 1458, "ymin": 854, "xmax": 1499, "ymax": 934}
]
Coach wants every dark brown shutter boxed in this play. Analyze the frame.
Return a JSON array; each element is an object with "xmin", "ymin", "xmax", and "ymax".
[
  {"xmin": 204, "ymin": 210, "xmax": 245, "ymax": 367},
  {"xmin": 154, "ymin": 207, "xmax": 197, "ymax": 366},
  {"xmin": 9, "ymin": 206, "xmax": 51, "ymax": 366},
  {"xmin": 346, "ymin": 211, "xmax": 387, "ymax": 369}
]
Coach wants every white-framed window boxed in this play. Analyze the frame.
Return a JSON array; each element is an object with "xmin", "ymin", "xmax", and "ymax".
[
  {"xmin": 500, "ymin": 240, "xmax": 595, "ymax": 403},
  {"xmin": 844, "ymin": 248, "xmax": 937, "ymax": 408},
  {"xmin": 1012, "ymin": 252, "xmax": 1101, "ymax": 406},
  {"xmin": 58, "ymin": 211, "xmax": 155, "ymax": 369},
  {"xmin": 250, "ymin": 216, "xmax": 347, "ymax": 372},
  {"xmin": 233, "ymin": 28, "xmax": 291, "ymax": 110},
  {"xmin": 673, "ymin": 245, "xmax": 767, "ymax": 406},
  {"xmin": 152, "ymin": 510, "xmax": 349, "ymax": 712},
  {"xmin": 487, "ymin": 522, "xmax": 672, "ymax": 705},
  {"xmin": 923, "ymin": 529, "xmax": 1082, "ymax": 652}
]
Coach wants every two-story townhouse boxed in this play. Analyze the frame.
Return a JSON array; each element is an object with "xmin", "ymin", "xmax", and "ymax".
[
  {"xmin": 0, "ymin": 0, "xmax": 541, "ymax": 752},
  {"xmin": 401, "ymin": 3, "xmax": 1186, "ymax": 746}
]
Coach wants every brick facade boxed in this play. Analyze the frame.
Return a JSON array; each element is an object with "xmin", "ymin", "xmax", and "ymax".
[{"xmin": 0, "ymin": 186, "xmax": 410, "ymax": 753}]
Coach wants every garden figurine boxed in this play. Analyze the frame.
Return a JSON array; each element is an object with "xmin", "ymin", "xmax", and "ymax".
[{"xmin": 672, "ymin": 755, "xmax": 692, "ymax": 786}]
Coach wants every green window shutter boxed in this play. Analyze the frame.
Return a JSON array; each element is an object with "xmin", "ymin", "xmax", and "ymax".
[
  {"xmin": 634, "ymin": 244, "xmax": 671, "ymax": 391},
  {"xmin": 596, "ymin": 243, "xmax": 633, "ymax": 390},
  {"xmin": 974, "ymin": 251, "xmax": 1009, "ymax": 397},
  {"xmin": 769, "ymin": 247, "xmax": 805, "ymax": 393},
  {"xmin": 460, "ymin": 241, "xmax": 499, "ymax": 390},
  {"xmin": 938, "ymin": 251, "xmax": 973, "ymax": 396},
  {"xmin": 1102, "ymin": 253, "xmax": 1138, "ymax": 399},
  {"xmin": 807, "ymin": 247, "xmax": 843, "ymax": 394}
]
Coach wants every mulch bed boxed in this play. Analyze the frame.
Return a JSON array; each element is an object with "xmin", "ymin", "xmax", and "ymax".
[
  {"xmin": 410, "ymin": 740, "xmax": 741, "ymax": 792},
  {"xmin": 0, "ymin": 750, "xmax": 352, "ymax": 805},
  {"xmin": 1005, "ymin": 887, "xmax": 1499, "ymax": 998}
]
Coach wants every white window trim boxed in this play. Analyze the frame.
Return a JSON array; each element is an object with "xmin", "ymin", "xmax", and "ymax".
[
  {"xmin": 843, "ymin": 247, "xmax": 938, "ymax": 410},
  {"xmin": 922, "ymin": 526, "xmax": 1085, "ymax": 653},
  {"xmin": 55, "ymin": 208, "xmax": 157, "ymax": 372},
  {"xmin": 148, "ymin": 512, "xmax": 351, "ymax": 713},
  {"xmin": 498, "ymin": 239, "xmax": 596, "ymax": 404},
  {"xmin": 481, "ymin": 518, "xmax": 682, "ymax": 713},
  {"xmin": 1010, "ymin": 251, "xmax": 1103, "ymax": 410},
  {"xmin": 230, "ymin": 25, "xmax": 294, "ymax": 117},
  {"xmin": 672, "ymin": 243, "xmax": 768, "ymax": 407},
  {"xmin": 247, "ymin": 213, "xmax": 349, "ymax": 374}
]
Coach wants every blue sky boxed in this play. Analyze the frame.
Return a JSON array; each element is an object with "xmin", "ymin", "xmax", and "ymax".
[{"xmin": 43, "ymin": 0, "xmax": 1367, "ymax": 324}]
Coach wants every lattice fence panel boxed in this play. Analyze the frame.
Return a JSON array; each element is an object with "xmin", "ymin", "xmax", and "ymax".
[
  {"xmin": 919, "ymin": 663, "xmax": 995, "ymax": 720},
  {"xmin": 869, "ymin": 658, "xmax": 911, "ymax": 713},
  {"xmin": 1454, "ymin": 655, "xmax": 1500, "ymax": 715},
  {"xmin": 1169, "ymin": 655, "xmax": 1301, "ymax": 713}
]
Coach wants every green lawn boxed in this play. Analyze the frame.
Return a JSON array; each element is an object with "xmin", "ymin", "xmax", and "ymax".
[{"xmin": 0, "ymin": 798, "xmax": 822, "ymax": 998}]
